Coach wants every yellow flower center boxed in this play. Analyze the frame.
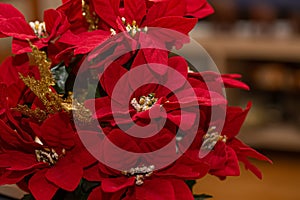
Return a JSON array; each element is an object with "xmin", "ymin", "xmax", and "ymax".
[
  {"xmin": 131, "ymin": 93, "xmax": 158, "ymax": 112},
  {"xmin": 202, "ymin": 126, "xmax": 227, "ymax": 150},
  {"xmin": 34, "ymin": 137, "xmax": 65, "ymax": 166},
  {"xmin": 122, "ymin": 165, "xmax": 155, "ymax": 185},
  {"xmin": 29, "ymin": 21, "xmax": 47, "ymax": 38}
]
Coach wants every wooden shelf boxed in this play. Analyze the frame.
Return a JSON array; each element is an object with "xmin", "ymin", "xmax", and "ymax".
[
  {"xmin": 0, "ymin": 185, "xmax": 26, "ymax": 199},
  {"xmin": 191, "ymin": 29, "xmax": 300, "ymax": 151},
  {"xmin": 193, "ymin": 34, "xmax": 300, "ymax": 71}
]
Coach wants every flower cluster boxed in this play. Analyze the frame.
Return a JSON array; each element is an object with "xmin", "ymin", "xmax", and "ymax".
[{"xmin": 0, "ymin": 1, "xmax": 271, "ymax": 200}]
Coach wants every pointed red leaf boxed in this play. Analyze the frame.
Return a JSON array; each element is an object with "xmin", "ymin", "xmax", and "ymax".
[
  {"xmin": 185, "ymin": 0, "xmax": 214, "ymax": 18},
  {"xmin": 12, "ymin": 38, "xmax": 47, "ymax": 54},
  {"xmin": 93, "ymin": 0, "xmax": 120, "ymax": 30},
  {"xmin": 39, "ymin": 113, "xmax": 75, "ymax": 148},
  {"xmin": 147, "ymin": 16, "xmax": 198, "ymax": 35},
  {"xmin": 136, "ymin": 178, "xmax": 176, "ymax": 200},
  {"xmin": 145, "ymin": 0, "xmax": 186, "ymax": 24},
  {"xmin": 212, "ymin": 146, "xmax": 240, "ymax": 177},
  {"xmin": 29, "ymin": 170, "xmax": 58, "ymax": 200},
  {"xmin": 221, "ymin": 74, "xmax": 250, "ymax": 90},
  {"xmin": 0, "ymin": 169, "xmax": 34, "ymax": 185},
  {"xmin": 0, "ymin": 57, "xmax": 19, "ymax": 87},
  {"xmin": 0, "ymin": 3, "xmax": 25, "ymax": 19},
  {"xmin": 0, "ymin": 17, "xmax": 35, "ymax": 40},
  {"xmin": 124, "ymin": 0, "xmax": 146, "ymax": 25},
  {"xmin": 171, "ymin": 179, "xmax": 194, "ymax": 200},
  {"xmin": 101, "ymin": 177, "xmax": 135, "ymax": 192},
  {"xmin": 222, "ymin": 103, "xmax": 251, "ymax": 138},
  {"xmin": 87, "ymin": 187, "xmax": 103, "ymax": 200},
  {"xmin": 0, "ymin": 151, "xmax": 45, "ymax": 171},
  {"xmin": 0, "ymin": 120, "xmax": 36, "ymax": 151},
  {"xmin": 229, "ymin": 138, "xmax": 272, "ymax": 179},
  {"xmin": 100, "ymin": 62, "xmax": 128, "ymax": 98},
  {"xmin": 46, "ymin": 156, "xmax": 83, "ymax": 191},
  {"xmin": 43, "ymin": 9, "xmax": 70, "ymax": 41}
]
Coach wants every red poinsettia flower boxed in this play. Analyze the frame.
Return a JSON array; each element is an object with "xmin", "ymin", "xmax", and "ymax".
[
  {"xmin": 91, "ymin": 0, "xmax": 198, "ymax": 35},
  {"xmin": 0, "ymin": 3, "xmax": 70, "ymax": 58},
  {"xmin": 87, "ymin": 175, "xmax": 196, "ymax": 200},
  {"xmin": 175, "ymin": 73, "xmax": 271, "ymax": 179},
  {"xmin": 90, "ymin": 54, "xmax": 250, "ymax": 131},
  {"xmin": 55, "ymin": 0, "xmax": 111, "ymax": 59},
  {"xmin": 0, "ymin": 112, "xmax": 96, "ymax": 200},
  {"xmin": 197, "ymin": 103, "xmax": 272, "ymax": 179},
  {"xmin": 57, "ymin": 0, "xmax": 199, "ymax": 56},
  {"xmin": 218, "ymin": 103, "xmax": 272, "ymax": 179},
  {"xmin": 85, "ymin": 55, "xmax": 226, "ymax": 135},
  {"xmin": 0, "ymin": 55, "xmax": 45, "ymax": 131},
  {"xmin": 88, "ymin": 171, "xmax": 204, "ymax": 200},
  {"xmin": 56, "ymin": 0, "xmax": 118, "ymax": 56},
  {"xmin": 79, "ymin": 128, "xmax": 209, "ymax": 200}
]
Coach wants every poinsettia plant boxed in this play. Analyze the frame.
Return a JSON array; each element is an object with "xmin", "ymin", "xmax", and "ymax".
[{"xmin": 0, "ymin": 0, "xmax": 271, "ymax": 200}]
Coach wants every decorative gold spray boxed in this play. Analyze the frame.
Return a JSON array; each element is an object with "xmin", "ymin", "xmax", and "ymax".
[{"xmin": 15, "ymin": 42, "xmax": 92, "ymax": 124}]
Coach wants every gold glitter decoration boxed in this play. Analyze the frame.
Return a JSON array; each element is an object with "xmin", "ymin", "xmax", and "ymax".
[
  {"xmin": 70, "ymin": 99, "xmax": 93, "ymax": 124},
  {"xmin": 19, "ymin": 42, "xmax": 63, "ymax": 115},
  {"xmin": 12, "ymin": 105, "xmax": 47, "ymax": 123},
  {"xmin": 82, "ymin": 0, "xmax": 99, "ymax": 31},
  {"xmin": 61, "ymin": 93, "xmax": 93, "ymax": 125},
  {"xmin": 17, "ymin": 42, "xmax": 92, "ymax": 124}
]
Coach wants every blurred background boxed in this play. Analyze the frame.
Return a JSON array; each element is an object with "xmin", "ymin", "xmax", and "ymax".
[
  {"xmin": 0, "ymin": 0, "xmax": 300, "ymax": 199},
  {"xmin": 193, "ymin": 0, "xmax": 300, "ymax": 199}
]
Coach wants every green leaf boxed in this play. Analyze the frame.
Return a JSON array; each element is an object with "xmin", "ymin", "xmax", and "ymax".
[
  {"xmin": 51, "ymin": 63, "xmax": 68, "ymax": 94},
  {"xmin": 21, "ymin": 194, "xmax": 35, "ymax": 200},
  {"xmin": 194, "ymin": 194, "xmax": 213, "ymax": 200},
  {"xmin": 185, "ymin": 180, "xmax": 196, "ymax": 192}
]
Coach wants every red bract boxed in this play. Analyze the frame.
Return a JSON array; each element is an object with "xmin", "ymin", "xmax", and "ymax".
[
  {"xmin": 0, "ymin": 1, "xmax": 271, "ymax": 199},
  {"xmin": 57, "ymin": 0, "xmax": 90, "ymax": 33},
  {"xmin": 80, "ymin": 123, "xmax": 178, "ymax": 168},
  {"xmin": 199, "ymin": 103, "xmax": 272, "ymax": 179},
  {"xmin": 87, "ymin": 177, "xmax": 194, "ymax": 200},
  {"xmin": 86, "ymin": 55, "xmax": 226, "ymax": 133},
  {"xmin": 0, "ymin": 3, "xmax": 70, "ymax": 57},
  {"xmin": 179, "ymin": 75, "xmax": 269, "ymax": 180},
  {"xmin": 0, "ymin": 55, "xmax": 41, "ymax": 108},
  {"xmin": 219, "ymin": 103, "xmax": 272, "ymax": 179},
  {"xmin": 184, "ymin": 0, "xmax": 214, "ymax": 18},
  {"xmin": 57, "ymin": 0, "xmax": 198, "ymax": 56},
  {"xmin": 56, "ymin": 0, "xmax": 112, "ymax": 56},
  {"xmin": 81, "ymin": 146, "xmax": 209, "ymax": 200},
  {"xmin": 92, "ymin": 0, "xmax": 198, "ymax": 34},
  {"xmin": 57, "ymin": 29, "xmax": 111, "ymax": 56},
  {"xmin": 91, "ymin": 178, "xmax": 194, "ymax": 200},
  {"xmin": 0, "ymin": 55, "xmax": 44, "ymax": 133},
  {"xmin": 0, "ymin": 113, "xmax": 96, "ymax": 200},
  {"xmin": 0, "ymin": 4, "xmax": 36, "ymax": 40},
  {"xmin": 149, "ymin": 0, "xmax": 214, "ymax": 18}
]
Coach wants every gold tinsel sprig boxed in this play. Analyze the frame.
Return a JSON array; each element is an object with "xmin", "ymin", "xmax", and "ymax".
[
  {"xmin": 18, "ymin": 42, "xmax": 63, "ymax": 115},
  {"xmin": 16, "ymin": 42, "xmax": 92, "ymax": 124}
]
